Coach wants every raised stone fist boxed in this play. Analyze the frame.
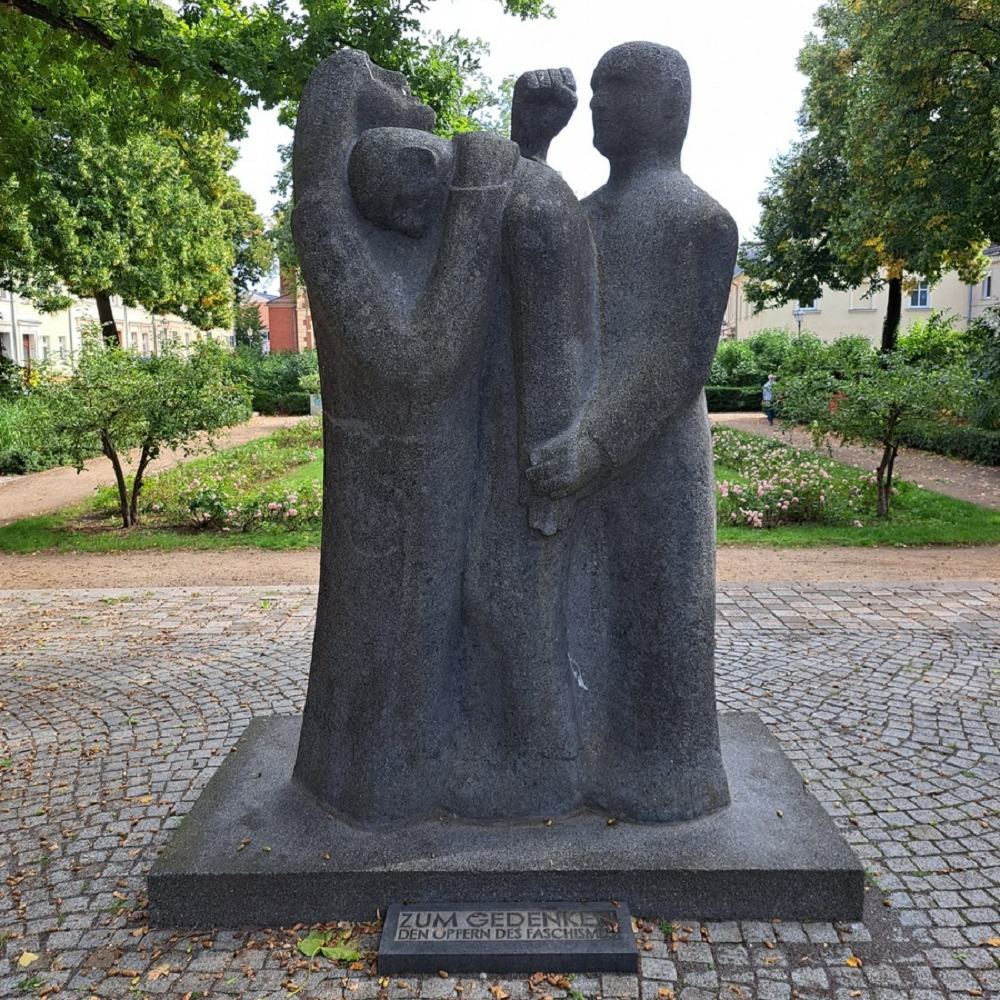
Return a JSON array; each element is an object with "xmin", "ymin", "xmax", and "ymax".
[{"xmin": 510, "ymin": 67, "xmax": 577, "ymax": 164}]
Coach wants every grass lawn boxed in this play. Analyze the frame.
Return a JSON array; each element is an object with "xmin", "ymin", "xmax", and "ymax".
[{"xmin": 1, "ymin": 425, "xmax": 997, "ymax": 553}]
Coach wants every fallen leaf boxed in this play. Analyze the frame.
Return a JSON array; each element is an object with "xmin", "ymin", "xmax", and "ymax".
[
  {"xmin": 296, "ymin": 930, "xmax": 328, "ymax": 958},
  {"xmin": 987, "ymin": 937, "xmax": 1000, "ymax": 947},
  {"xmin": 18, "ymin": 951, "xmax": 39, "ymax": 968},
  {"xmin": 845, "ymin": 956, "xmax": 862, "ymax": 968},
  {"xmin": 236, "ymin": 837, "xmax": 251, "ymax": 852},
  {"xmin": 488, "ymin": 986, "xmax": 510, "ymax": 1000},
  {"xmin": 320, "ymin": 943, "xmax": 360, "ymax": 963},
  {"xmin": 657, "ymin": 989, "xmax": 675, "ymax": 1000},
  {"xmin": 762, "ymin": 940, "xmax": 775, "ymax": 950},
  {"xmin": 136, "ymin": 794, "xmax": 153, "ymax": 805},
  {"xmin": 148, "ymin": 962, "xmax": 171, "ymax": 981}
]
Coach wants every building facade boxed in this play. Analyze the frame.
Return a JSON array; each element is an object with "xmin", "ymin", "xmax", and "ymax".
[
  {"xmin": 246, "ymin": 272, "xmax": 315, "ymax": 354},
  {"xmin": 724, "ymin": 246, "xmax": 1000, "ymax": 342},
  {"xmin": 0, "ymin": 290, "xmax": 235, "ymax": 368}
]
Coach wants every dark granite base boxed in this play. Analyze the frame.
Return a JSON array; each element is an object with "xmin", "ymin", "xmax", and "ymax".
[{"xmin": 148, "ymin": 713, "xmax": 864, "ymax": 927}]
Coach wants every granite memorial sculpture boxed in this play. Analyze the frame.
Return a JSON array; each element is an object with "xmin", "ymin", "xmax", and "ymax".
[{"xmin": 149, "ymin": 42, "xmax": 864, "ymax": 930}]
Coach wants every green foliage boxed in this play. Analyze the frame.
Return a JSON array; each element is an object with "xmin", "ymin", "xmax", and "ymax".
[
  {"xmin": 296, "ymin": 929, "xmax": 361, "ymax": 963},
  {"xmin": 0, "ymin": 394, "xmax": 79, "ymax": 474},
  {"xmin": 298, "ymin": 372, "xmax": 321, "ymax": 395},
  {"xmin": 41, "ymin": 330, "xmax": 251, "ymax": 525},
  {"xmin": 710, "ymin": 330, "xmax": 802, "ymax": 387},
  {"xmin": 966, "ymin": 307, "xmax": 1000, "ymax": 430},
  {"xmin": 740, "ymin": 1, "xmax": 999, "ymax": 341},
  {"xmin": 100, "ymin": 418, "xmax": 324, "ymax": 530},
  {"xmin": 897, "ymin": 421, "xmax": 1000, "ymax": 466},
  {"xmin": 704, "ymin": 386, "xmax": 763, "ymax": 412},
  {"xmin": 234, "ymin": 301, "xmax": 269, "ymax": 351},
  {"xmin": 777, "ymin": 337, "xmax": 972, "ymax": 515},
  {"xmin": 0, "ymin": 355, "xmax": 26, "ymax": 401},
  {"xmin": 2, "ymin": 0, "xmax": 548, "ymax": 320},
  {"xmin": 229, "ymin": 346, "xmax": 318, "ymax": 413},
  {"xmin": 897, "ymin": 312, "xmax": 970, "ymax": 367}
]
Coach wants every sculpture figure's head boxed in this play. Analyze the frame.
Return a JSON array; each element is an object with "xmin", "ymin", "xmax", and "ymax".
[
  {"xmin": 590, "ymin": 42, "xmax": 691, "ymax": 163},
  {"xmin": 349, "ymin": 127, "xmax": 454, "ymax": 239}
]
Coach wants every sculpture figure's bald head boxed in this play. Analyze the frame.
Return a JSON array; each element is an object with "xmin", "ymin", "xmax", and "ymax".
[{"xmin": 590, "ymin": 42, "xmax": 691, "ymax": 163}]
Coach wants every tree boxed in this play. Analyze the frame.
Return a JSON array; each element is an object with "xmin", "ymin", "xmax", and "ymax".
[
  {"xmin": 235, "ymin": 301, "xmax": 269, "ymax": 352},
  {"xmin": 1, "ymin": 126, "xmax": 271, "ymax": 345},
  {"xmin": 41, "ymin": 331, "xmax": 251, "ymax": 526},
  {"xmin": 741, "ymin": 0, "xmax": 999, "ymax": 352},
  {"xmin": 2, "ymin": 0, "xmax": 549, "ymax": 335},
  {"xmin": 778, "ymin": 338, "xmax": 971, "ymax": 516}
]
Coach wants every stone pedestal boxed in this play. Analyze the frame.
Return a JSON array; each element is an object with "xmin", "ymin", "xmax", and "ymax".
[{"xmin": 149, "ymin": 713, "xmax": 864, "ymax": 927}]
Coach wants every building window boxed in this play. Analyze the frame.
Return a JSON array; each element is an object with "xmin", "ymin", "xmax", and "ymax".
[
  {"xmin": 58, "ymin": 337, "xmax": 67, "ymax": 360},
  {"xmin": 41, "ymin": 336, "xmax": 50, "ymax": 359},
  {"xmin": 908, "ymin": 281, "xmax": 930, "ymax": 308},
  {"xmin": 849, "ymin": 287, "xmax": 876, "ymax": 311},
  {"xmin": 797, "ymin": 298, "xmax": 819, "ymax": 312},
  {"xmin": 984, "ymin": 274, "xmax": 993, "ymax": 300}
]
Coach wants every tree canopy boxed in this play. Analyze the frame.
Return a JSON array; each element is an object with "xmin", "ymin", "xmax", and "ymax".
[
  {"xmin": 740, "ymin": 0, "xmax": 1000, "ymax": 351},
  {"xmin": 1, "ymin": 0, "xmax": 548, "ymax": 338}
]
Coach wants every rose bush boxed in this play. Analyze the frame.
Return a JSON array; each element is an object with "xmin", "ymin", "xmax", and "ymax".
[{"xmin": 713, "ymin": 427, "xmax": 878, "ymax": 529}]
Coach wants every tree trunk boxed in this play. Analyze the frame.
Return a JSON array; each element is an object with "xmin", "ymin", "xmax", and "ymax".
[
  {"xmin": 101, "ymin": 431, "xmax": 133, "ymax": 527},
  {"xmin": 875, "ymin": 440, "xmax": 897, "ymax": 518},
  {"xmin": 129, "ymin": 443, "xmax": 152, "ymax": 525},
  {"xmin": 95, "ymin": 291, "xmax": 120, "ymax": 347},
  {"xmin": 881, "ymin": 276, "xmax": 902, "ymax": 353}
]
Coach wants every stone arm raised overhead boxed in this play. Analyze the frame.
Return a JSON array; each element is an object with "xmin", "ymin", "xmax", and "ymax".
[{"xmin": 292, "ymin": 50, "xmax": 520, "ymax": 392}]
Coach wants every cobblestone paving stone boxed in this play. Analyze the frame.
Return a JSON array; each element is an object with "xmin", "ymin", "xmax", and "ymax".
[{"xmin": 1, "ymin": 582, "xmax": 998, "ymax": 1000}]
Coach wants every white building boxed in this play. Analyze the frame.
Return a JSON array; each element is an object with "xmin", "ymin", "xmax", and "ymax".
[
  {"xmin": 0, "ymin": 290, "xmax": 235, "ymax": 368},
  {"xmin": 724, "ymin": 246, "xmax": 1000, "ymax": 342}
]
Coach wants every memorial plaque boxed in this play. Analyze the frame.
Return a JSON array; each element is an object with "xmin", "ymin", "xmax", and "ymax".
[{"xmin": 378, "ymin": 901, "xmax": 636, "ymax": 974}]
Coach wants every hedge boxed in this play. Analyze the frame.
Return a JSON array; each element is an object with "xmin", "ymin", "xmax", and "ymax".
[
  {"xmin": 253, "ymin": 390, "xmax": 311, "ymax": 416},
  {"xmin": 705, "ymin": 385, "xmax": 763, "ymax": 412},
  {"xmin": 898, "ymin": 421, "xmax": 1000, "ymax": 467}
]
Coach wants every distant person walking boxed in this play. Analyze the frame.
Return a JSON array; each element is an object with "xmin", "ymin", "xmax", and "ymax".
[{"xmin": 762, "ymin": 374, "xmax": 777, "ymax": 426}]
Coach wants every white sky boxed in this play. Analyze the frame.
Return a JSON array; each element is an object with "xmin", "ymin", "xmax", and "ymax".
[{"xmin": 233, "ymin": 0, "xmax": 818, "ymax": 292}]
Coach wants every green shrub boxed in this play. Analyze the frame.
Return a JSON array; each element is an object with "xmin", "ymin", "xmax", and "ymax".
[
  {"xmin": 253, "ymin": 390, "xmax": 311, "ymax": 415},
  {"xmin": 229, "ymin": 346, "xmax": 318, "ymax": 414},
  {"xmin": 0, "ymin": 393, "xmax": 77, "ymax": 474},
  {"xmin": 710, "ymin": 330, "xmax": 799, "ymax": 387},
  {"xmin": 897, "ymin": 421, "xmax": 1000, "ymax": 466},
  {"xmin": 705, "ymin": 386, "xmax": 763, "ymax": 412}
]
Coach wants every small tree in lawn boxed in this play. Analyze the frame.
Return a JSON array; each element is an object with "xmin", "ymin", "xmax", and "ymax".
[
  {"xmin": 45, "ymin": 330, "xmax": 251, "ymax": 527},
  {"xmin": 778, "ymin": 342, "xmax": 970, "ymax": 518}
]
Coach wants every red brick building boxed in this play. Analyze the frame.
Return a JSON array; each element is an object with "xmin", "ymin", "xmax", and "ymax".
[{"xmin": 247, "ymin": 272, "xmax": 315, "ymax": 353}]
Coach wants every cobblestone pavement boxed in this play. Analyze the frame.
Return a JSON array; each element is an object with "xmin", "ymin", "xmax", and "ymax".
[{"xmin": 1, "ymin": 583, "xmax": 998, "ymax": 1000}]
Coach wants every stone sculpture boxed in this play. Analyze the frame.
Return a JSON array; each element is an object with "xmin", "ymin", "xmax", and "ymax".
[
  {"xmin": 290, "ymin": 41, "xmax": 734, "ymax": 826},
  {"xmin": 150, "ymin": 42, "xmax": 865, "ymax": 929}
]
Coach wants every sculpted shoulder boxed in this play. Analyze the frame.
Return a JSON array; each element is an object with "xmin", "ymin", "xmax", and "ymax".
[{"xmin": 505, "ymin": 158, "xmax": 586, "ymax": 244}]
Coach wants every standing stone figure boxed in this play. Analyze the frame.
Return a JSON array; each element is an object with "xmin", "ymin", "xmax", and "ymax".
[
  {"xmin": 525, "ymin": 42, "xmax": 737, "ymax": 821},
  {"xmin": 291, "ymin": 50, "xmax": 523, "ymax": 826}
]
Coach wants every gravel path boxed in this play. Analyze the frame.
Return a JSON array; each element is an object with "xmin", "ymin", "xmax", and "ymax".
[
  {"xmin": 0, "ymin": 544, "xmax": 997, "ymax": 589},
  {"xmin": 0, "ymin": 415, "xmax": 306, "ymax": 527},
  {"xmin": 1, "ymin": 582, "xmax": 997, "ymax": 998},
  {"xmin": 710, "ymin": 412, "xmax": 1000, "ymax": 510}
]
